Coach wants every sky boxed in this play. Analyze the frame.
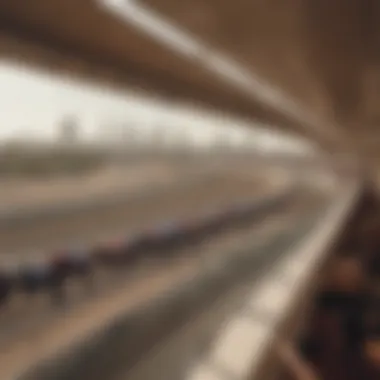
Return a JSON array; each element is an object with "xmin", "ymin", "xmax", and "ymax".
[
  {"xmin": 0, "ymin": 60, "xmax": 313, "ymax": 154},
  {"xmin": 0, "ymin": 61, "xmax": 213, "ymax": 141},
  {"xmin": 0, "ymin": 60, "xmax": 261, "ymax": 143}
]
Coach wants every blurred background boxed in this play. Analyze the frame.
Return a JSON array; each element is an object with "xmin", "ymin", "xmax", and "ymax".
[{"xmin": 0, "ymin": 2, "xmax": 376, "ymax": 380}]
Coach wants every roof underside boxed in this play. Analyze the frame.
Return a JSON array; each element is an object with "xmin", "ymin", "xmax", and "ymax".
[{"xmin": 0, "ymin": 0, "xmax": 380, "ymax": 158}]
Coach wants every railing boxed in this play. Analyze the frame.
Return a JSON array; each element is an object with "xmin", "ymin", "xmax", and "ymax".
[{"xmin": 186, "ymin": 177, "xmax": 361, "ymax": 380}]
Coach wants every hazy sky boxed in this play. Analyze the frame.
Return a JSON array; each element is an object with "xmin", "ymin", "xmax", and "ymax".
[
  {"xmin": 0, "ymin": 60, "xmax": 229, "ymax": 142},
  {"xmin": 0, "ymin": 60, "xmax": 312, "ymax": 154}
]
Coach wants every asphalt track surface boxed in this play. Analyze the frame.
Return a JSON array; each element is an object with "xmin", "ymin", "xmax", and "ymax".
[
  {"xmin": 6, "ymin": 182, "xmax": 328, "ymax": 380},
  {"xmin": 0, "ymin": 165, "xmax": 283, "ymax": 379}
]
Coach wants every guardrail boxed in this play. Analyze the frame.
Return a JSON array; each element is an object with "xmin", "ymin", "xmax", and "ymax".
[
  {"xmin": 186, "ymin": 179, "xmax": 361, "ymax": 380},
  {"xmin": 11, "ymin": 185, "xmax": 295, "ymax": 380}
]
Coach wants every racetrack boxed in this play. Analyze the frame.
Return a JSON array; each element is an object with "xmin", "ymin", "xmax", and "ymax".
[
  {"xmin": 0, "ymin": 161, "xmax": 292, "ymax": 380},
  {"xmin": 0, "ymin": 160, "xmax": 277, "ymax": 256},
  {"xmin": 1, "ymin": 179, "xmax": 328, "ymax": 380}
]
